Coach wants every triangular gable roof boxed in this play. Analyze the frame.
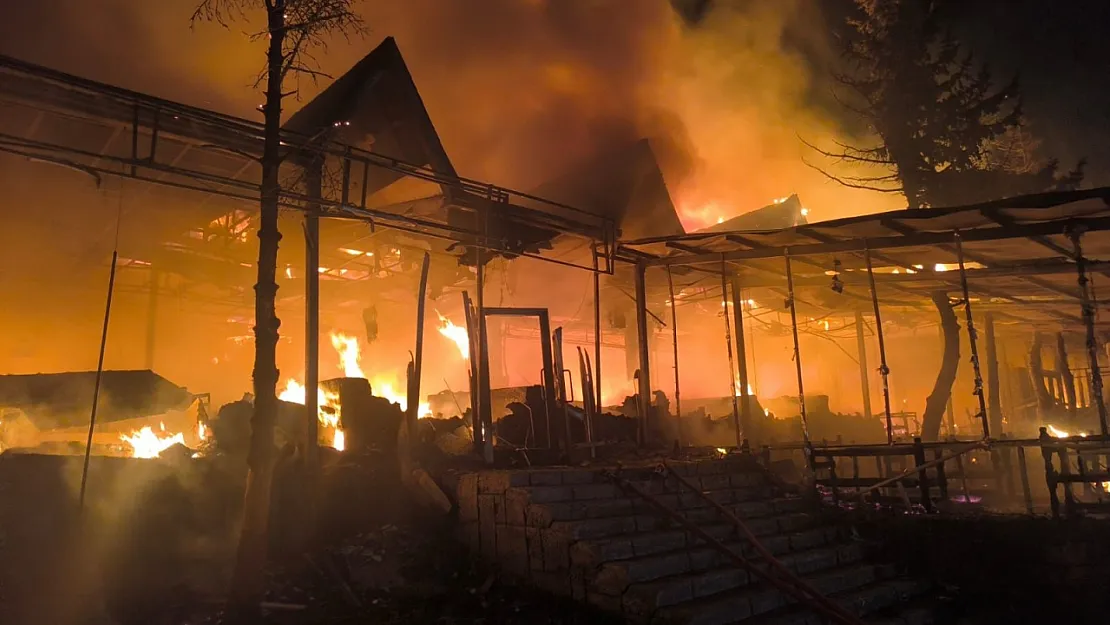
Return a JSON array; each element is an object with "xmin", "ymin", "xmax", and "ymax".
[
  {"xmin": 284, "ymin": 37, "xmax": 456, "ymax": 198},
  {"xmin": 528, "ymin": 139, "xmax": 686, "ymax": 240}
]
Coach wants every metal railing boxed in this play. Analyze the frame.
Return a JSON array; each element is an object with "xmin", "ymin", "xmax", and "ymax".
[{"xmin": 757, "ymin": 431, "xmax": 1110, "ymax": 518}]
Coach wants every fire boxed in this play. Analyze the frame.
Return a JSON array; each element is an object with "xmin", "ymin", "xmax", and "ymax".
[
  {"xmin": 278, "ymin": 378, "xmax": 343, "ymax": 446},
  {"xmin": 733, "ymin": 380, "xmax": 755, "ymax": 397},
  {"xmin": 716, "ymin": 447, "xmax": 728, "ymax": 457},
  {"xmin": 1046, "ymin": 424, "xmax": 1088, "ymax": 438},
  {"xmin": 120, "ymin": 423, "xmax": 186, "ymax": 459},
  {"xmin": 331, "ymin": 332, "xmax": 364, "ymax": 378},
  {"xmin": 436, "ymin": 311, "xmax": 470, "ymax": 359},
  {"xmin": 369, "ymin": 374, "xmax": 432, "ymax": 418},
  {"xmin": 197, "ymin": 421, "xmax": 208, "ymax": 442},
  {"xmin": 333, "ymin": 429, "xmax": 346, "ymax": 452}
]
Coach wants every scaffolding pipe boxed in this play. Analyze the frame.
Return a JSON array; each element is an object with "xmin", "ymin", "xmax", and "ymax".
[
  {"xmin": 666, "ymin": 266, "xmax": 683, "ymax": 445},
  {"xmin": 784, "ymin": 249, "xmax": 812, "ymax": 456},
  {"xmin": 1071, "ymin": 231, "xmax": 1108, "ymax": 436},
  {"xmin": 720, "ymin": 258, "xmax": 742, "ymax": 447},
  {"xmin": 955, "ymin": 231, "xmax": 990, "ymax": 439},
  {"xmin": 864, "ymin": 246, "xmax": 894, "ymax": 444}
]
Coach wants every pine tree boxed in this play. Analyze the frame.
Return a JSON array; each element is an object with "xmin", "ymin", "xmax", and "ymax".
[{"xmin": 808, "ymin": 0, "xmax": 1085, "ymax": 208}]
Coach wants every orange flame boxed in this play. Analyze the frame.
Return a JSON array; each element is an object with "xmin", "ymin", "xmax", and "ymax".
[
  {"xmin": 436, "ymin": 310, "xmax": 470, "ymax": 359},
  {"xmin": 120, "ymin": 423, "xmax": 185, "ymax": 458}
]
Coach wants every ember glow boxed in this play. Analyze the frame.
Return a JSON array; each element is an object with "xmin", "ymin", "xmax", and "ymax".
[
  {"xmin": 436, "ymin": 310, "xmax": 470, "ymax": 359},
  {"xmin": 120, "ymin": 423, "xmax": 186, "ymax": 459},
  {"xmin": 1046, "ymin": 424, "xmax": 1088, "ymax": 438}
]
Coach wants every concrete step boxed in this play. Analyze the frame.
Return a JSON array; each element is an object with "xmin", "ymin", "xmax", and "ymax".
[
  {"xmin": 738, "ymin": 577, "xmax": 932, "ymax": 625},
  {"xmin": 654, "ymin": 562, "xmax": 890, "ymax": 625},
  {"xmin": 526, "ymin": 485, "xmax": 782, "ymax": 525},
  {"xmin": 571, "ymin": 515, "xmax": 838, "ymax": 569},
  {"xmin": 549, "ymin": 498, "xmax": 812, "ymax": 541},
  {"xmin": 612, "ymin": 540, "xmax": 863, "ymax": 613},
  {"xmin": 516, "ymin": 471, "xmax": 771, "ymax": 507}
]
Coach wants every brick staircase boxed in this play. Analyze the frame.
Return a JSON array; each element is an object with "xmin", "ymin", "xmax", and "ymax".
[{"xmin": 450, "ymin": 455, "xmax": 947, "ymax": 624}]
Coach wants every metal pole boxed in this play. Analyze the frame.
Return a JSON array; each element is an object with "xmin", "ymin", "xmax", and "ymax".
[
  {"xmin": 730, "ymin": 275, "xmax": 752, "ymax": 443},
  {"xmin": 1071, "ymin": 230, "xmax": 1108, "ymax": 436},
  {"xmin": 854, "ymin": 311, "xmax": 872, "ymax": 421},
  {"xmin": 720, "ymin": 257, "xmax": 742, "ymax": 447},
  {"xmin": 666, "ymin": 266, "xmax": 683, "ymax": 445},
  {"xmin": 593, "ymin": 246, "xmax": 602, "ymax": 415},
  {"xmin": 408, "ymin": 253, "xmax": 431, "ymax": 444},
  {"xmin": 784, "ymin": 249, "xmax": 812, "ymax": 453},
  {"xmin": 304, "ymin": 163, "xmax": 321, "ymax": 468},
  {"xmin": 78, "ymin": 250, "xmax": 118, "ymax": 511},
  {"xmin": 955, "ymin": 231, "xmax": 990, "ymax": 439},
  {"xmin": 985, "ymin": 313, "xmax": 1003, "ymax": 436},
  {"xmin": 864, "ymin": 246, "xmax": 893, "ymax": 443},
  {"xmin": 476, "ymin": 239, "xmax": 492, "ymax": 464},
  {"xmin": 633, "ymin": 262, "xmax": 652, "ymax": 446}
]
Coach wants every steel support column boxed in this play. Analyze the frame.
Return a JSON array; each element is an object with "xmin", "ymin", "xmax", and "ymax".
[
  {"xmin": 1071, "ymin": 231, "xmax": 1108, "ymax": 436},
  {"xmin": 854, "ymin": 311, "xmax": 872, "ymax": 421},
  {"xmin": 304, "ymin": 163, "xmax": 322, "ymax": 467},
  {"xmin": 985, "ymin": 313, "xmax": 1003, "ymax": 436},
  {"xmin": 666, "ymin": 266, "xmax": 683, "ymax": 445},
  {"xmin": 864, "ymin": 247, "xmax": 893, "ymax": 443},
  {"xmin": 593, "ymin": 246, "xmax": 602, "ymax": 414},
  {"xmin": 634, "ymin": 262, "xmax": 652, "ymax": 446},
  {"xmin": 784, "ymin": 249, "xmax": 812, "ymax": 457},
  {"xmin": 720, "ymin": 258, "xmax": 742, "ymax": 446},
  {"xmin": 955, "ymin": 232, "xmax": 990, "ymax": 439},
  {"xmin": 730, "ymin": 275, "xmax": 752, "ymax": 444}
]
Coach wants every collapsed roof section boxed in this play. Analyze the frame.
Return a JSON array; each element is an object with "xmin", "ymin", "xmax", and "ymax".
[
  {"xmin": 697, "ymin": 194, "xmax": 809, "ymax": 233},
  {"xmin": 0, "ymin": 370, "xmax": 194, "ymax": 429}
]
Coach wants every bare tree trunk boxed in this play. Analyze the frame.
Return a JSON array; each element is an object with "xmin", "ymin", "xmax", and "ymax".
[
  {"xmin": 1057, "ymin": 332, "xmax": 1078, "ymax": 422},
  {"xmin": 921, "ymin": 291, "xmax": 959, "ymax": 440},
  {"xmin": 1028, "ymin": 332, "xmax": 1054, "ymax": 411},
  {"xmin": 227, "ymin": 3, "xmax": 285, "ymax": 620}
]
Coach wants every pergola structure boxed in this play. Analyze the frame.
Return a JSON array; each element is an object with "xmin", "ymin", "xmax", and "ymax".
[
  {"xmin": 0, "ymin": 39, "xmax": 618, "ymax": 463},
  {"xmin": 615, "ymin": 188, "xmax": 1110, "ymax": 453}
]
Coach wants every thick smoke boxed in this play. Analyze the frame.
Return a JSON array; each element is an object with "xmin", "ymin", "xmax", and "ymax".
[{"xmin": 0, "ymin": 0, "xmax": 912, "ymax": 414}]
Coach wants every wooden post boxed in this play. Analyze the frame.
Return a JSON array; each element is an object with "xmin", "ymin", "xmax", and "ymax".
[
  {"xmin": 407, "ymin": 253, "xmax": 431, "ymax": 448},
  {"xmin": 864, "ymin": 247, "xmax": 893, "ymax": 443},
  {"xmin": 955, "ymin": 232, "xmax": 990, "ymax": 439},
  {"xmin": 854, "ymin": 311, "xmax": 872, "ymax": 421},
  {"xmin": 1017, "ymin": 445, "xmax": 1034, "ymax": 514},
  {"xmin": 720, "ymin": 258, "xmax": 741, "ymax": 447},
  {"xmin": 666, "ymin": 267, "xmax": 683, "ymax": 445},
  {"xmin": 985, "ymin": 313, "xmax": 1003, "ymax": 437},
  {"xmin": 1038, "ymin": 427, "xmax": 1061, "ymax": 518},
  {"xmin": 784, "ymin": 249, "xmax": 812, "ymax": 458},
  {"xmin": 304, "ymin": 163, "xmax": 321, "ymax": 470},
  {"xmin": 634, "ymin": 262, "xmax": 652, "ymax": 446},
  {"xmin": 1071, "ymin": 231, "xmax": 1107, "ymax": 435},
  {"xmin": 730, "ymin": 276, "xmax": 753, "ymax": 443}
]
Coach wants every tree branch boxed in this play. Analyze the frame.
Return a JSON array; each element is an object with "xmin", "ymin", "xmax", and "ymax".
[{"xmin": 802, "ymin": 157, "xmax": 905, "ymax": 193}]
